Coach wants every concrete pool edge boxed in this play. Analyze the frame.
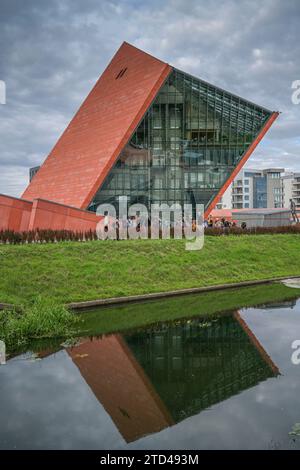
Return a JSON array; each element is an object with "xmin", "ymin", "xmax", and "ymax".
[
  {"xmin": 1, "ymin": 275, "xmax": 299, "ymax": 312},
  {"xmin": 68, "ymin": 275, "xmax": 300, "ymax": 311}
]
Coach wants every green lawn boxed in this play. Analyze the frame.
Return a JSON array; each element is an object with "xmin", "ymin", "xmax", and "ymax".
[{"xmin": 0, "ymin": 234, "xmax": 300, "ymax": 306}]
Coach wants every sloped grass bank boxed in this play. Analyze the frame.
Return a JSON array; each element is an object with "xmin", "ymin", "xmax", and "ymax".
[
  {"xmin": 0, "ymin": 235, "xmax": 300, "ymax": 306},
  {"xmin": 78, "ymin": 283, "xmax": 300, "ymax": 336},
  {"xmin": 4, "ymin": 283, "xmax": 299, "ymax": 356}
]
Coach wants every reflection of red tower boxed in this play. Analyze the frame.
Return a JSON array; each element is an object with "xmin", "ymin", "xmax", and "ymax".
[
  {"xmin": 67, "ymin": 335, "xmax": 173, "ymax": 443},
  {"xmin": 66, "ymin": 312, "xmax": 280, "ymax": 443}
]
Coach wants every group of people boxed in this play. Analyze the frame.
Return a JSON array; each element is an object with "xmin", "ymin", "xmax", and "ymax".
[
  {"xmin": 205, "ymin": 217, "xmax": 247, "ymax": 229},
  {"xmin": 103, "ymin": 214, "xmax": 148, "ymax": 232},
  {"xmin": 102, "ymin": 212, "xmax": 201, "ymax": 235},
  {"xmin": 102, "ymin": 212, "xmax": 248, "ymax": 235}
]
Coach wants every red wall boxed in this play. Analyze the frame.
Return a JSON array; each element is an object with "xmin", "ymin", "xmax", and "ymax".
[
  {"xmin": 22, "ymin": 42, "xmax": 172, "ymax": 209},
  {"xmin": 0, "ymin": 194, "xmax": 101, "ymax": 232},
  {"xmin": 28, "ymin": 198, "xmax": 101, "ymax": 231},
  {"xmin": 0, "ymin": 194, "xmax": 32, "ymax": 231}
]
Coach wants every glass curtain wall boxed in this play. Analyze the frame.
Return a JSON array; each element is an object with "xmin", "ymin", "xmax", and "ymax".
[{"xmin": 89, "ymin": 69, "xmax": 271, "ymax": 215}]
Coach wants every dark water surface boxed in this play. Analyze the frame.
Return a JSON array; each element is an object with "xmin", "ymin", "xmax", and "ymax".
[{"xmin": 1, "ymin": 297, "xmax": 300, "ymax": 450}]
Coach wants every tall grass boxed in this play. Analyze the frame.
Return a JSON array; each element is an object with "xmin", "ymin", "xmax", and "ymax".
[{"xmin": 0, "ymin": 296, "xmax": 79, "ymax": 350}]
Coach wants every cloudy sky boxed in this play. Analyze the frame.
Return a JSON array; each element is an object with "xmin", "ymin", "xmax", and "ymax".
[{"xmin": 0, "ymin": 0, "xmax": 299, "ymax": 197}]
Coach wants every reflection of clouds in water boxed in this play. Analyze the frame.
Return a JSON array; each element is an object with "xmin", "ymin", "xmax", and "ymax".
[
  {"xmin": 0, "ymin": 298, "xmax": 300, "ymax": 450},
  {"xmin": 125, "ymin": 299, "xmax": 300, "ymax": 450},
  {"xmin": 241, "ymin": 300, "xmax": 300, "ymax": 371},
  {"xmin": 0, "ymin": 351, "xmax": 123, "ymax": 449},
  {"xmin": 127, "ymin": 374, "xmax": 300, "ymax": 450}
]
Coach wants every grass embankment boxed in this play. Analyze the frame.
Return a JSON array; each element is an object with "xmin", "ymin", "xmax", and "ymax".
[
  {"xmin": 79, "ymin": 283, "xmax": 300, "ymax": 336},
  {"xmin": 1, "ymin": 235, "xmax": 300, "ymax": 350},
  {"xmin": 4, "ymin": 283, "xmax": 299, "ymax": 356},
  {"xmin": 0, "ymin": 234, "xmax": 300, "ymax": 306}
]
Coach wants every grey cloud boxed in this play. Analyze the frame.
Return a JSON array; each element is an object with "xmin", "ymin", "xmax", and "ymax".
[{"xmin": 0, "ymin": 0, "xmax": 299, "ymax": 196}]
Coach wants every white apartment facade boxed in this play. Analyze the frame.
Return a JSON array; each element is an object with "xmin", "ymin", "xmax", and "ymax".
[
  {"xmin": 217, "ymin": 168, "xmax": 287, "ymax": 210},
  {"xmin": 282, "ymin": 172, "xmax": 300, "ymax": 211}
]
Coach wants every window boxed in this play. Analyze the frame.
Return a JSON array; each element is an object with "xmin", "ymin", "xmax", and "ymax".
[
  {"xmin": 190, "ymin": 173, "xmax": 197, "ymax": 185},
  {"xmin": 170, "ymin": 137, "xmax": 180, "ymax": 150},
  {"xmin": 244, "ymin": 203, "xmax": 249, "ymax": 208},
  {"xmin": 244, "ymin": 179, "xmax": 249, "ymax": 185},
  {"xmin": 169, "ymin": 105, "xmax": 181, "ymax": 129},
  {"xmin": 115, "ymin": 68, "xmax": 127, "ymax": 79},
  {"xmin": 244, "ymin": 187, "xmax": 249, "ymax": 193},
  {"xmin": 244, "ymin": 195, "xmax": 249, "ymax": 201},
  {"xmin": 184, "ymin": 173, "xmax": 189, "ymax": 188},
  {"xmin": 153, "ymin": 176, "xmax": 163, "ymax": 189},
  {"xmin": 153, "ymin": 106, "xmax": 162, "ymax": 129}
]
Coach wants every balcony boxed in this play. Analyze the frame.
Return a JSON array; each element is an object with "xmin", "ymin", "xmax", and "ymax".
[
  {"xmin": 232, "ymin": 189, "xmax": 243, "ymax": 195},
  {"xmin": 232, "ymin": 203, "xmax": 243, "ymax": 209},
  {"xmin": 232, "ymin": 182, "xmax": 243, "ymax": 189}
]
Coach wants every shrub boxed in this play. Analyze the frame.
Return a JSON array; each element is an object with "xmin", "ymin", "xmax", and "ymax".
[
  {"xmin": 0, "ymin": 229, "xmax": 99, "ymax": 244},
  {"xmin": 204, "ymin": 224, "xmax": 300, "ymax": 236},
  {"xmin": 0, "ymin": 224, "xmax": 300, "ymax": 245}
]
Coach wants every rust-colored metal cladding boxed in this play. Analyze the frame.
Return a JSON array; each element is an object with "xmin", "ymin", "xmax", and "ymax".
[
  {"xmin": 22, "ymin": 42, "xmax": 172, "ymax": 208},
  {"xmin": 204, "ymin": 111, "xmax": 280, "ymax": 219},
  {"xmin": 28, "ymin": 198, "xmax": 101, "ymax": 231},
  {"xmin": 0, "ymin": 194, "xmax": 33, "ymax": 231}
]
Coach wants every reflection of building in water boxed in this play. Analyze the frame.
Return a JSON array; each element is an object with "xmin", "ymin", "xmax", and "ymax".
[
  {"xmin": 67, "ymin": 335, "xmax": 173, "ymax": 443},
  {"xmin": 124, "ymin": 314, "xmax": 278, "ymax": 425},
  {"xmin": 67, "ymin": 313, "xmax": 279, "ymax": 443}
]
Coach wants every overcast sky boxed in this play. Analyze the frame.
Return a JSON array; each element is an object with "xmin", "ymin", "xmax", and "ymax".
[{"xmin": 0, "ymin": 0, "xmax": 299, "ymax": 197}]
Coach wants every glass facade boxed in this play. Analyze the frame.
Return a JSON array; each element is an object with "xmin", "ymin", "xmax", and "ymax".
[
  {"xmin": 29, "ymin": 166, "xmax": 40, "ymax": 182},
  {"xmin": 89, "ymin": 69, "xmax": 271, "ymax": 215},
  {"xmin": 253, "ymin": 176, "xmax": 267, "ymax": 208}
]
